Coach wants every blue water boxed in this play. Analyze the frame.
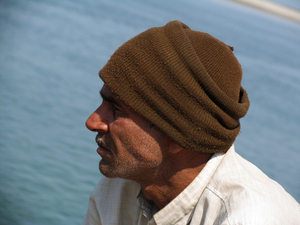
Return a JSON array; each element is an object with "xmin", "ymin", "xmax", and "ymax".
[
  {"xmin": 272, "ymin": 0, "xmax": 300, "ymax": 10},
  {"xmin": 1, "ymin": 0, "xmax": 299, "ymax": 224}
]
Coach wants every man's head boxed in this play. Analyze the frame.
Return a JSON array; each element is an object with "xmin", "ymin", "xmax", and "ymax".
[
  {"xmin": 86, "ymin": 85, "xmax": 169, "ymax": 180},
  {"xmin": 98, "ymin": 20, "xmax": 250, "ymax": 153}
]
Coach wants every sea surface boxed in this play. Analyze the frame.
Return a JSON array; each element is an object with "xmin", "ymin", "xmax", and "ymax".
[{"xmin": 1, "ymin": 0, "xmax": 300, "ymax": 224}]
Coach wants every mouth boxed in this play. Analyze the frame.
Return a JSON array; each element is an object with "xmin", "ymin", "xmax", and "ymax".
[{"xmin": 95, "ymin": 134, "xmax": 111, "ymax": 153}]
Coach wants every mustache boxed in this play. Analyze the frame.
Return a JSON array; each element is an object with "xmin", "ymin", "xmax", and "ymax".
[{"xmin": 95, "ymin": 134, "xmax": 111, "ymax": 151}]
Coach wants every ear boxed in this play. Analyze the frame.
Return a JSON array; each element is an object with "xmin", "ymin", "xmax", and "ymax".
[{"xmin": 167, "ymin": 137, "xmax": 184, "ymax": 154}]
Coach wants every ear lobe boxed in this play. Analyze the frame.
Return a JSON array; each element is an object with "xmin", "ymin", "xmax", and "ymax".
[{"xmin": 167, "ymin": 137, "xmax": 184, "ymax": 154}]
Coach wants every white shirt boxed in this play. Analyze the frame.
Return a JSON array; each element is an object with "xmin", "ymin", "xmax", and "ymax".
[{"xmin": 82, "ymin": 146, "xmax": 300, "ymax": 225}]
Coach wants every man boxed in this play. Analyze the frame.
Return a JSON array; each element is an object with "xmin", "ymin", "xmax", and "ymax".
[{"xmin": 83, "ymin": 21, "xmax": 300, "ymax": 224}]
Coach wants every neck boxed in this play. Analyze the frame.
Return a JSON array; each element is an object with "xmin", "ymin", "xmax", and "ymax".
[{"xmin": 136, "ymin": 150, "xmax": 213, "ymax": 209}]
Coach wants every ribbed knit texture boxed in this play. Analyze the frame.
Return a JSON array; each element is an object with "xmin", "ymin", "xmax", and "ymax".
[{"xmin": 99, "ymin": 20, "xmax": 250, "ymax": 153}]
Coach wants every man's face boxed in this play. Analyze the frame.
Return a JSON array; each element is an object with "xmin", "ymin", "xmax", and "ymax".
[{"xmin": 85, "ymin": 85, "xmax": 167, "ymax": 181}]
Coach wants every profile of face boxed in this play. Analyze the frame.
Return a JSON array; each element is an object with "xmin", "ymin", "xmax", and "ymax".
[{"xmin": 85, "ymin": 85, "xmax": 168, "ymax": 181}]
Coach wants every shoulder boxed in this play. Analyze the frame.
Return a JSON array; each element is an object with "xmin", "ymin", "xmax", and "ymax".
[
  {"xmin": 91, "ymin": 177, "xmax": 141, "ymax": 212},
  {"xmin": 205, "ymin": 147, "xmax": 300, "ymax": 224},
  {"xmin": 84, "ymin": 177, "xmax": 142, "ymax": 225},
  {"xmin": 92, "ymin": 176, "xmax": 141, "ymax": 198}
]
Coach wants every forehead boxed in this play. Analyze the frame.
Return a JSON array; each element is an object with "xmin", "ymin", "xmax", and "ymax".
[
  {"xmin": 100, "ymin": 85, "xmax": 131, "ymax": 112},
  {"xmin": 101, "ymin": 85, "xmax": 117, "ymax": 99}
]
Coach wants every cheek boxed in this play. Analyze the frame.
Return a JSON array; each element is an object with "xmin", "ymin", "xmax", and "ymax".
[
  {"xmin": 126, "ymin": 128, "xmax": 164, "ymax": 161},
  {"xmin": 110, "ymin": 119, "xmax": 165, "ymax": 162}
]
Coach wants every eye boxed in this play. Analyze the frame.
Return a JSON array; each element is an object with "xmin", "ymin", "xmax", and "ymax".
[
  {"xmin": 111, "ymin": 104, "xmax": 120, "ymax": 117},
  {"xmin": 112, "ymin": 104, "xmax": 117, "ymax": 112}
]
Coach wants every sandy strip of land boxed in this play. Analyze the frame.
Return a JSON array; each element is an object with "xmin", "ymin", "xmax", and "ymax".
[{"xmin": 228, "ymin": 0, "xmax": 300, "ymax": 23}]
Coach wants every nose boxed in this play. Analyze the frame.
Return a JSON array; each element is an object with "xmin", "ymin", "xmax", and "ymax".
[{"xmin": 85, "ymin": 106, "xmax": 109, "ymax": 133}]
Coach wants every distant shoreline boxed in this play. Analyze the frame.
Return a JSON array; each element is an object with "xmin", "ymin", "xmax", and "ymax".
[{"xmin": 227, "ymin": 0, "xmax": 300, "ymax": 23}]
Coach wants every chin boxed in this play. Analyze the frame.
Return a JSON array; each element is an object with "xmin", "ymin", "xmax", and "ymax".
[{"xmin": 99, "ymin": 163, "xmax": 117, "ymax": 178}]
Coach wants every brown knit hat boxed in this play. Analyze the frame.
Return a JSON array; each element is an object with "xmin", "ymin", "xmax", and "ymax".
[{"xmin": 99, "ymin": 20, "xmax": 250, "ymax": 153}]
